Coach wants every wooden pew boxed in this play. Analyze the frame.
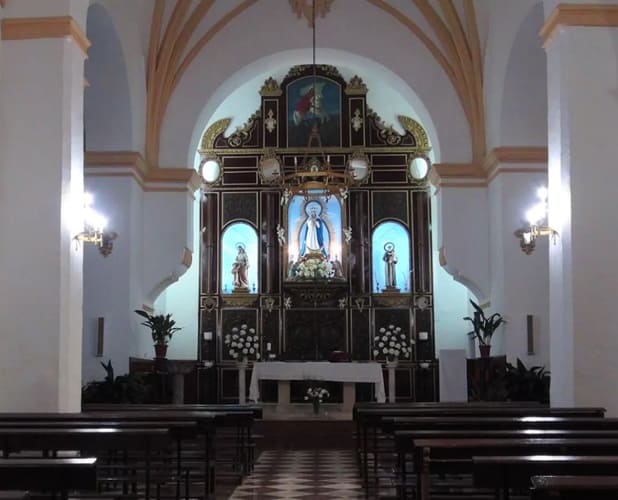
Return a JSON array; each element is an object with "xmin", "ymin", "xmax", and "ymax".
[
  {"xmin": 0, "ymin": 428, "xmax": 175, "ymax": 500},
  {"xmin": 0, "ymin": 412, "xmax": 217, "ymax": 499},
  {"xmin": 473, "ymin": 456, "xmax": 618, "ymax": 500},
  {"xmin": 0, "ymin": 458, "xmax": 97, "ymax": 500},
  {"xmin": 531, "ymin": 475, "xmax": 618, "ymax": 499},
  {"xmin": 357, "ymin": 411, "xmax": 609, "ymax": 490},
  {"xmin": 411, "ymin": 438, "xmax": 618, "ymax": 500}
]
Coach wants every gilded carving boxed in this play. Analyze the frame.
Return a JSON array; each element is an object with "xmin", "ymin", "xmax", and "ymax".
[
  {"xmin": 265, "ymin": 109, "xmax": 277, "ymax": 134},
  {"xmin": 345, "ymin": 75, "xmax": 368, "ymax": 95},
  {"xmin": 260, "ymin": 77, "xmax": 282, "ymax": 97},
  {"xmin": 228, "ymin": 110, "xmax": 261, "ymax": 148},
  {"xmin": 351, "ymin": 109, "xmax": 363, "ymax": 133},
  {"xmin": 284, "ymin": 64, "xmax": 342, "ymax": 80},
  {"xmin": 200, "ymin": 118, "xmax": 232, "ymax": 150},
  {"xmin": 367, "ymin": 108, "xmax": 402, "ymax": 146},
  {"xmin": 398, "ymin": 115, "xmax": 430, "ymax": 150}
]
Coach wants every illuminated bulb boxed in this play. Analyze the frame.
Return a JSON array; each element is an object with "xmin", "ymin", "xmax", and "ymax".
[
  {"xmin": 537, "ymin": 186, "xmax": 548, "ymax": 202},
  {"xmin": 526, "ymin": 203, "xmax": 546, "ymax": 225}
]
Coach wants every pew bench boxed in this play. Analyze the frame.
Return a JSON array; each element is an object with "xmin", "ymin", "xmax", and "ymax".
[
  {"xmin": 0, "ymin": 458, "xmax": 97, "ymax": 500},
  {"xmin": 473, "ymin": 455, "xmax": 618, "ymax": 500},
  {"xmin": 531, "ymin": 475, "xmax": 618, "ymax": 499}
]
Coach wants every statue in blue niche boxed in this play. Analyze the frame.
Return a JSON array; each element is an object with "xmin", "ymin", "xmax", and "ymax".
[{"xmin": 300, "ymin": 202, "xmax": 327, "ymax": 257}]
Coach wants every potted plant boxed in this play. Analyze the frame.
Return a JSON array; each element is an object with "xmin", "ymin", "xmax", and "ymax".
[
  {"xmin": 135, "ymin": 309, "xmax": 182, "ymax": 358},
  {"xmin": 464, "ymin": 300, "xmax": 506, "ymax": 357}
]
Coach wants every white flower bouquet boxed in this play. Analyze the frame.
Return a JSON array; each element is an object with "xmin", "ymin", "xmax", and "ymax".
[
  {"xmin": 373, "ymin": 324, "xmax": 413, "ymax": 362},
  {"xmin": 296, "ymin": 257, "xmax": 332, "ymax": 279},
  {"xmin": 304, "ymin": 386, "xmax": 330, "ymax": 414},
  {"xmin": 224, "ymin": 324, "xmax": 261, "ymax": 361}
]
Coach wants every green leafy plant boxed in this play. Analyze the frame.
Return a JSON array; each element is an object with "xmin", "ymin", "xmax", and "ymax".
[
  {"xmin": 135, "ymin": 309, "xmax": 181, "ymax": 345},
  {"xmin": 464, "ymin": 300, "xmax": 506, "ymax": 346},
  {"xmin": 82, "ymin": 360, "xmax": 153, "ymax": 404},
  {"xmin": 506, "ymin": 358, "xmax": 550, "ymax": 404}
]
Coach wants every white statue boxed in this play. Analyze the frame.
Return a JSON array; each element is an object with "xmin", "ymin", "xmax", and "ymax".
[
  {"xmin": 343, "ymin": 226, "xmax": 352, "ymax": 243},
  {"xmin": 300, "ymin": 204, "xmax": 325, "ymax": 256},
  {"xmin": 383, "ymin": 242, "xmax": 398, "ymax": 290},
  {"xmin": 276, "ymin": 224, "xmax": 286, "ymax": 247},
  {"xmin": 232, "ymin": 243, "xmax": 250, "ymax": 290}
]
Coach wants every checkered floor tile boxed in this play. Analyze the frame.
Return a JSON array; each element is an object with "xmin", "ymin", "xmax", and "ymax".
[{"xmin": 228, "ymin": 450, "xmax": 369, "ymax": 499}]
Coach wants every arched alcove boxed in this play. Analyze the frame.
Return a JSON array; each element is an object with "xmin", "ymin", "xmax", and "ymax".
[
  {"xmin": 499, "ymin": 2, "xmax": 547, "ymax": 146},
  {"xmin": 84, "ymin": 2, "xmax": 133, "ymax": 151}
]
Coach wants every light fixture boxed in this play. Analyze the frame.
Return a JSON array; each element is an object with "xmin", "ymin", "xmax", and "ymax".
[
  {"xmin": 73, "ymin": 192, "xmax": 117, "ymax": 257},
  {"xmin": 514, "ymin": 186, "xmax": 558, "ymax": 254},
  {"xmin": 280, "ymin": 0, "xmax": 360, "ymax": 204},
  {"xmin": 200, "ymin": 154, "xmax": 222, "ymax": 186}
]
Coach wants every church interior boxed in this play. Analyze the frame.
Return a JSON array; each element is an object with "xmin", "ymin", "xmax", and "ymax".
[{"xmin": 1, "ymin": 0, "xmax": 618, "ymax": 498}]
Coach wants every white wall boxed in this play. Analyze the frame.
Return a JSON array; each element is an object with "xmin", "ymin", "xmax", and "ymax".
[{"xmin": 153, "ymin": 196, "xmax": 200, "ymax": 360}]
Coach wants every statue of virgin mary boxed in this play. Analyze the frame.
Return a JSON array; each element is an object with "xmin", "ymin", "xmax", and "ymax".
[{"xmin": 300, "ymin": 204, "xmax": 326, "ymax": 257}]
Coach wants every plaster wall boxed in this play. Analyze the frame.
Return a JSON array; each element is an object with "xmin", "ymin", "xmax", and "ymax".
[
  {"xmin": 3, "ymin": 0, "xmax": 88, "ymax": 26},
  {"xmin": 484, "ymin": 0, "xmax": 547, "ymax": 149},
  {"xmin": 82, "ymin": 176, "xmax": 145, "ymax": 382},
  {"xmin": 435, "ymin": 186, "xmax": 490, "ymax": 303},
  {"xmin": 488, "ymin": 172, "xmax": 550, "ymax": 367},
  {"xmin": 153, "ymin": 197, "xmax": 201, "ymax": 361}
]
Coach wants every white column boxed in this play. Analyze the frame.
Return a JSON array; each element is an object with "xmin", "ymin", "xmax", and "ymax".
[
  {"xmin": 0, "ymin": 11, "xmax": 88, "ymax": 411},
  {"xmin": 546, "ymin": 22, "xmax": 618, "ymax": 413}
]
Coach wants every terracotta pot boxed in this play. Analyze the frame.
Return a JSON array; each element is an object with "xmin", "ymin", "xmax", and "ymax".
[
  {"xmin": 154, "ymin": 344, "xmax": 168, "ymax": 358},
  {"xmin": 479, "ymin": 344, "xmax": 491, "ymax": 358}
]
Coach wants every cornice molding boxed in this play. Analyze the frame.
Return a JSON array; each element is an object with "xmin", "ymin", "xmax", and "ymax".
[
  {"xmin": 429, "ymin": 162, "xmax": 486, "ymax": 189},
  {"xmin": 541, "ymin": 4, "xmax": 618, "ymax": 48},
  {"xmin": 430, "ymin": 147, "xmax": 548, "ymax": 189},
  {"xmin": 483, "ymin": 146, "xmax": 548, "ymax": 178},
  {"xmin": 1, "ymin": 16, "xmax": 91, "ymax": 56},
  {"xmin": 84, "ymin": 151, "xmax": 201, "ymax": 193}
]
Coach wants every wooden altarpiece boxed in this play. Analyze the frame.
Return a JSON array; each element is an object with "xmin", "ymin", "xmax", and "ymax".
[{"xmin": 198, "ymin": 65, "xmax": 437, "ymax": 403}]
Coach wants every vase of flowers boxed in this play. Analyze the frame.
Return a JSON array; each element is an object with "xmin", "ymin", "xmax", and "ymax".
[
  {"xmin": 295, "ymin": 256, "xmax": 332, "ymax": 280},
  {"xmin": 224, "ymin": 324, "xmax": 260, "ymax": 404},
  {"xmin": 224, "ymin": 324, "xmax": 261, "ymax": 363},
  {"xmin": 373, "ymin": 324, "xmax": 412, "ymax": 403},
  {"xmin": 373, "ymin": 324, "xmax": 413, "ymax": 364},
  {"xmin": 305, "ymin": 387, "xmax": 330, "ymax": 415}
]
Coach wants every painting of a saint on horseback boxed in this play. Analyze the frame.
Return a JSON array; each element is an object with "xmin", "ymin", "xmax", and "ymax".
[{"xmin": 286, "ymin": 76, "xmax": 341, "ymax": 147}]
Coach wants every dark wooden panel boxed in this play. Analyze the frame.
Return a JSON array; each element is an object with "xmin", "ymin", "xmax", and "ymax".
[
  {"xmin": 222, "ymin": 171, "xmax": 258, "ymax": 185},
  {"xmin": 223, "ymin": 156, "xmax": 258, "ymax": 168},
  {"xmin": 349, "ymin": 97, "xmax": 366, "ymax": 147},
  {"xmin": 412, "ymin": 190, "xmax": 432, "ymax": 292},
  {"xmin": 283, "ymin": 309, "xmax": 346, "ymax": 361},
  {"xmin": 201, "ymin": 192, "xmax": 219, "ymax": 294},
  {"xmin": 349, "ymin": 190, "xmax": 370, "ymax": 294},
  {"xmin": 222, "ymin": 192, "xmax": 257, "ymax": 226},
  {"xmin": 371, "ymin": 170, "xmax": 408, "ymax": 184},
  {"xmin": 371, "ymin": 154, "xmax": 407, "ymax": 166},
  {"xmin": 415, "ymin": 307, "xmax": 434, "ymax": 360},
  {"xmin": 415, "ymin": 363, "xmax": 438, "ymax": 401},
  {"xmin": 260, "ymin": 191, "xmax": 280, "ymax": 294},
  {"xmin": 372, "ymin": 191, "xmax": 408, "ymax": 225},
  {"xmin": 351, "ymin": 308, "xmax": 370, "ymax": 360}
]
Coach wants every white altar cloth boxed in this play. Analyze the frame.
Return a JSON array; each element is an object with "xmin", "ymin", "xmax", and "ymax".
[{"xmin": 249, "ymin": 361, "xmax": 386, "ymax": 403}]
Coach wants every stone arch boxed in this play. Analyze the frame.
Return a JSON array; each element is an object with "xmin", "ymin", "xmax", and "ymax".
[
  {"xmin": 84, "ymin": 2, "xmax": 133, "ymax": 151},
  {"xmin": 499, "ymin": 2, "xmax": 547, "ymax": 146}
]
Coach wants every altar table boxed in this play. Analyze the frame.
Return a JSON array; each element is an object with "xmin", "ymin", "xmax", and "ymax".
[{"xmin": 248, "ymin": 362, "xmax": 386, "ymax": 406}]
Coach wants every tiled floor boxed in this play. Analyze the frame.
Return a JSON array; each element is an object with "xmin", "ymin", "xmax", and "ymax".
[{"xmin": 227, "ymin": 450, "xmax": 367, "ymax": 499}]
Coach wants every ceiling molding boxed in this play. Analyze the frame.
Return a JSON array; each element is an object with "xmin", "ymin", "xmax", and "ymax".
[
  {"xmin": 84, "ymin": 150, "xmax": 201, "ymax": 193},
  {"xmin": 541, "ymin": 4, "xmax": 618, "ymax": 48},
  {"xmin": 1, "ymin": 16, "xmax": 90, "ymax": 56},
  {"xmin": 429, "ymin": 162, "xmax": 486, "ymax": 189},
  {"xmin": 483, "ymin": 146, "xmax": 548, "ymax": 176}
]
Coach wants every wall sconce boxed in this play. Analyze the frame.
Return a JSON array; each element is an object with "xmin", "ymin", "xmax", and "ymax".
[
  {"xmin": 514, "ymin": 186, "xmax": 558, "ymax": 254},
  {"xmin": 73, "ymin": 192, "xmax": 117, "ymax": 257}
]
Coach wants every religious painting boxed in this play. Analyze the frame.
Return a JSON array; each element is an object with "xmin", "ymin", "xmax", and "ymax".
[
  {"xmin": 221, "ymin": 222, "xmax": 259, "ymax": 294},
  {"xmin": 372, "ymin": 221, "xmax": 412, "ymax": 293},
  {"xmin": 286, "ymin": 191, "xmax": 344, "ymax": 280},
  {"xmin": 286, "ymin": 76, "xmax": 341, "ymax": 147}
]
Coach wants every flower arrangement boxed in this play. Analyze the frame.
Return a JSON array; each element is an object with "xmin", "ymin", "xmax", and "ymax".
[
  {"xmin": 224, "ymin": 324, "xmax": 261, "ymax": 362},
  {"xmin": 295, "ymin": 257, "xmax": 332, "ymax": 279},
  {"xmin": 304, "ymin": 386, "xmax": 330, "ymax": 414},
  {"xmin": 373, "ymin": 324, "xmax": 413, "ymax": 363}
]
